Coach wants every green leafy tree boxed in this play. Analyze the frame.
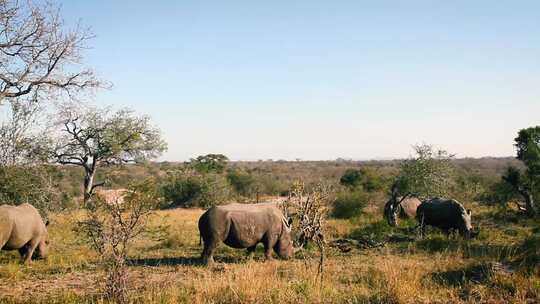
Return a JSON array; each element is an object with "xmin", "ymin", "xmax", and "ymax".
[
  {"xmin": 502, "ymin": 126, "xmax": 540, "ymax": 216},
  {"xmin": 394, "ymin": 144, "xmax": 455, "ymax": 199},
  {"xmin": 385, "ymin": 144, "xmax": 455, "ymax": 225},
  {"xmin": 187, "ymin": 154, "xmax": 229, "ymax": 174},
  {"xmin": 51, "ymin": 104, "xmax": 167, "ymax": 203}
]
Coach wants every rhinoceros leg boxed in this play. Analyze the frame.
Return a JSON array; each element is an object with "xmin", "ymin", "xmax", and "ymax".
[
  {"xmin": 21, "ymin": 238, "xmax": 39, "ymax": 264},
  {"xmin": 262, "ymin": 233, "xmax": 278, "ymax": 261},
  {"xmin": 201, "ymin": 238, "xmax": 216, "ymax": 266},
  {"xmin": 17, "ymin": 243, "xmax": 29, "ymax": 257}
]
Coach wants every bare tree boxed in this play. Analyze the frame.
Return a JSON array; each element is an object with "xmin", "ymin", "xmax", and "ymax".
[
  {"xmin": 0, "ymin": 0, "xmax": 105, "ymax": 105},
  {"xmin": 285, "ymin": 181, "xmax": 331, "ymax": 280},
  {"xmin": 0, "ymin": 99, "xmax": 41, "ymax": 165},
  {"xmin": 51, "ymin": 104, "xmax": 167, "ymax": 203}
]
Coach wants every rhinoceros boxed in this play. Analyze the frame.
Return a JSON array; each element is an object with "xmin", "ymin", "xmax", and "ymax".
[
  {"xmin": 198, "ymin": 202, "xmax": 295, "ymax": 265},
  {"xmin": 384, "ymin": 196, "xmax": 422, "ymax": 226},
  {"xmin": 0, "ymin": 203, "xmax": 49, "ymax": 263},
  {"xmin": 416, "ymin": 198, "xmax": 473, "ymax": 237}
]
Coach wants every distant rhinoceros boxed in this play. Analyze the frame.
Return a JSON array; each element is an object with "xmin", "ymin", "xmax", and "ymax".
[
  {"xmin": 416, "ymin": 198, "xmax": 474, "ymax": 238},
  {"xmin": 384, "ymin": 196, "xmax": 422, "ymax": 226},
  {"xmin": 198, "ymin": 203, "xmax": 295, "ymax": 265},
  {"xmin": 0, "ymin": 203, "xmax": 49, "ymax": 263}
]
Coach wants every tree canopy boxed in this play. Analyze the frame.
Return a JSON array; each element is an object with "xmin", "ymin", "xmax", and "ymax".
[
  {"xmin": 51, "ymin": 104, "xmax": 167, "ymax": 202},
  {"xmin": 502, "ymin": 126, "xmax": 540, "ymax": 216},
  {"xmin": 187, "ymin": 154, "xmax": 229, "ymax": 174},
  {"xmin": 394, "ymin": 144, "xmax": 456, "ymax": 200},
  {"xmin": 0, "ymin": 0, "xmax": 104, "ymax": 105}
]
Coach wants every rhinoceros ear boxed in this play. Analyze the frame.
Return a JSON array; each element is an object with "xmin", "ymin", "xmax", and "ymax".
[{"xmin": 467, "ymin": 209, "xmax": 472, "ymax": 216}]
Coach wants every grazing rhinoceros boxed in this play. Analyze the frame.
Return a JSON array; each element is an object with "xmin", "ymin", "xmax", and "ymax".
[
  {"xmin": 416, "ymin": 198, "xmax": 474, "ymax": 238},
  {"xmin": 0, "ymin": 203, "xmax": 49, "ymax": 263},
  {"xmin": 198, "ymin": 202, "xmax": 295, "ymax": 265},
  {"xmin": 384, "ymin": 196, "xmax": 422, "ymax": 226}
]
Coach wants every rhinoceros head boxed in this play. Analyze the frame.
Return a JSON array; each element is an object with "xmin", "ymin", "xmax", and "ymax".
[
  {"xmin": 37, "ymin": 220, "xmax": 50, "ymax": 259},
  {"xmin": 275, "ymin": 217, "xmax": 295, "ymax": 259},
  {"xmin": 460, "ymin": 209, "xmax": 473, "ymax": 237},
  {"xmin": 384, "ymin": 198, "xmax": 398, "ymax": 226}
]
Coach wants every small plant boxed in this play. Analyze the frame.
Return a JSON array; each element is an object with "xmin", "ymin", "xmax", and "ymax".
[
  {"xmin": 285, "ymin": 181, "xmax": 332, "ymax": 278},
  {"xmin": 78, "ymin": 179, "xmax": 161, "ymax": 303}
]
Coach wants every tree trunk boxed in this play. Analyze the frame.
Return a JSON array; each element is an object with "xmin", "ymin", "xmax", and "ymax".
[
  {"xmin": 83, "ymin": 169, "xmax": 95, "ymax": 204},
  {"xmin": 524, "ymin": 192, "xmax": 537, "ymax": 217}
]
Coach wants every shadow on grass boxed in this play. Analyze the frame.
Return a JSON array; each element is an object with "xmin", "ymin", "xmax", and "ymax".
[
  {"xmin": 127, "ymin": 255, "xmax": 245, "ymax": 267},
  {"xmin": 348, "ymin": 220, "xmax": 417, "ymax": 245},
  {"xmin": 431, "ymin": 262, "xmax": 511, "ymax": 287},
  {"xmin": 415, "ymin": 236, "xmax": 518, "ymax": 260}
]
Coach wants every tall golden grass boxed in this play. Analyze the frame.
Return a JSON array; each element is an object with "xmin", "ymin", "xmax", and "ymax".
[{"xmin": 1, "ymin": 203, "xmax": 539, "ymax": 304}]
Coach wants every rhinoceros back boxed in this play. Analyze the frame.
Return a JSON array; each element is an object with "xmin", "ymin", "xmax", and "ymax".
[
  {"xmin": 0, "ymin": 209, "xmax": 14, "ymax": 249},
  {"xmin": 199, "ymin": 203, "xmax": 286, "ymax": 249},
  {"xmin": 417, "ymin": 198, "xmax": 467, "ymax": 231},
  {"xmin": 0, "ymin": 204, "xmax": 46, "ymax": 250}
]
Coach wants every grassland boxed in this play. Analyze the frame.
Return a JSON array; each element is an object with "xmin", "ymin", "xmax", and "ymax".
[{"xmin": 1, "ymin": 197, "xmax": 539, "ymax": 304}]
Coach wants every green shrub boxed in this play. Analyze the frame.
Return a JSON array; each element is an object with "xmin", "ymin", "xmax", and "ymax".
[
  {"xmin": 331, "ymin": 191, "xmax": 368, "ymax": 219},
  {"xmin": 339, "ymin": 169, "xmax": 362, "ymax": 189},
  {"xmin": 339, "ymin": 167, "xmax": 386, "ymax": 192},
  {"xmin": 0, "ymin": 165, "xmax": 69, "ymax": 217},
  {"xmin": 226, "ymin": 169, "xmax": 256, "ymax": 197},
  {"xmin": 161, "ymin": 171, "xmax": 231, "ymax": 209}
]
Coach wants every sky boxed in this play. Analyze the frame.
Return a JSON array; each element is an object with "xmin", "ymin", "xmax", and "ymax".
[{"xmin": 59, "ymin": 1, "xmax": 540, "ymax": 161}]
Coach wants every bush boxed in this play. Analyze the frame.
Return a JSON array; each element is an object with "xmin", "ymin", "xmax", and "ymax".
[
  {"xmin": 478, "ymin": 179, "xmax": 520, "ymax": 206},
  {"xmin": 340, "ymin": 169, "xmax": 362, "ymax": 189},
  {"xmin": 161, "ymin": 171, "xmax": 231, "ymax": 208},
  {"xmin": 0, "ymin": 165, "xmax": 69, "ymax": 217},
  {"xmin": 339, "ymin": 167, "xmax": 386, "ymax": 192},
  {"xmin": 226, "ymin": 169, "xmax": 256, "ymax": 197},
  {"xmin": 331, "ymin": 191, "xmax": 368, "ymax": 219}
]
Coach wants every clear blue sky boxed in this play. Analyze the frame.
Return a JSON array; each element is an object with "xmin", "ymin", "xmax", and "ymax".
[{"xmin": 60, "ymin": 1, "xmax": 540, "ymax": 161}]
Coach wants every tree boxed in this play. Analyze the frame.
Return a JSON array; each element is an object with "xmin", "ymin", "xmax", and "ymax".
[
  {"xmin": 394, "ymin": 144, "xmax": 455, "ymax": 199},
  {"xmin": 502, "ymin": 126, "xmax": 540, "ymax": 216},
  {"xmin": 0, "ymin": 0, "xmax": 104, "ymax": 105},
  {"xmin": 0, "ymin": 100, "xmax": 61, "ymax": 217},
  {"xmin": 187, "ymin": 154, "xmax": 229, "ymax": 174},
  {"xmin": 0, "ymin": 99, "xmax": 42, "ymax": 166},
  {"xmin": 51, "ymin": 104, "xmax": 167, "ymax": 203},
  {"xmin": 385, "ymin": 144, "xmax": 455, "ymax": 225}
]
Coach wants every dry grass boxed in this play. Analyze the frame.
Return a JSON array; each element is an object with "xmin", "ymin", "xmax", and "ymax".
[{"xmin": 1, "ymin": 202, "xmax": 539, "ymax": 304}]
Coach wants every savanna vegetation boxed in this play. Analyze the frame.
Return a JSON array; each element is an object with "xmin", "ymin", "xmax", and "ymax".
[{"xmin": 1, "ymin": 1, "xmax": 540, "ymax": 304}]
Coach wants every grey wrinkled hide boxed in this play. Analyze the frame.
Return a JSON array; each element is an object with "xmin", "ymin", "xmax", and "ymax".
[
  {"xmin": 384, "ymin": 197, "xmax": 421, "ymax": 226},
  {"xmin": 0, "ymin": 203, "xmax": 49, "ymax": 263},
  {"xmin": 416, "ymin": 198, "xmax": 473, "ymax": 237},
  {"xmin": 198, "ymin": 203, "xmax": 294, "ymax": 265}
]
